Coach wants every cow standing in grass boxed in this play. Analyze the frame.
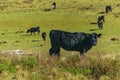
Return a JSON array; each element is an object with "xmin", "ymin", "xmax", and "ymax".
[
  {"xmin": 97, "ymin": 15, "xmax": 105, "ymax": 23},
  {"xmin": 49, "ymin": 30, "xmax": 102, "ymax": 57},
  {"xmin": 27, "ymin": 26, "xmax": 40, "ymax": 35},
  {"xmin": 106, "ymin": 5, "xmax": 112, "ymax": 14},
  {"xmin": 97, "ymin": 15, "xmax": 104, "ymax": 30},
  {"xmin": 42, "ymin": 32, "xmax": 46, "ymax": 41},
  {"xmin": 52, "ymin": 2, "xmax": 56, "ymax": 10}
]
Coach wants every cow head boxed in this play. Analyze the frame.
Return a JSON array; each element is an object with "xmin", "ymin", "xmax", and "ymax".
[{"xmin": 90, "ymin": 33, "xmax": 102, "ymax": 46}]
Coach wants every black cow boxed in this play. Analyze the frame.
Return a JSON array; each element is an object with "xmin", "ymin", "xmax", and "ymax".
[
  {"xmin": 27, "ymin": 26, "xmax": 40, "ymax": 35},
  {"xmin": 97, "ymin": 16, "xmax": 104, "ymax": 30},
  {"xmin": 97, "ymin": 15, "xmax": 105, "ymax": 23},
  {"xmin": 106, "ymin": 5, "xmax": 112, "ymax": 14},
  {"xmin": 49, "ymin": 30, "xmax": 102, "ymax": 57},
  {"xmin": 52, "ymin": 2, "xmax": 56, "ymax": 10},
  {"xmin": 42, "ymin": 32, "xmax": 46, "ymax": 41}
]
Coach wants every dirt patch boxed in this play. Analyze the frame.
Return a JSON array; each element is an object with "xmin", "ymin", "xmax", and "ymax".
[
  {"xmin": 100, "ymin": 54, "xmax": 120, "ymax": 60},
  {"xmin": 1, "ymin": 50, "xmax": 25, "ymax": 55}
]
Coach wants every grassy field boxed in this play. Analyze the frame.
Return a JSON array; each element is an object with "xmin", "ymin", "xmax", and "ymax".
[
  {"xmin": 0, "ymin": 0, "xmax": 120, "ymax": 80},
  {"xmin": 0, "ymin": 0, "xmax": 120, "ymax": 54}
]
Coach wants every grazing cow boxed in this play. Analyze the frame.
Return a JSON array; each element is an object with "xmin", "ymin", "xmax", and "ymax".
[
  {"xmin": 49, "ymin": 30, "xmax": 102, "ymax": 57},
  {"xmin": 52, "ymin": 2, "xmax": 56, "ymax": 10},
  {"xmin": 106, "ymin": 5, "xmax": 112, "ymax": 14},
  {"xmin": 42, "ymin": 32, "xmax": 46, "ymax": 41},
  {"xmin": 27, "ymin": 26, "xmax": 40, "ymax": 35}
]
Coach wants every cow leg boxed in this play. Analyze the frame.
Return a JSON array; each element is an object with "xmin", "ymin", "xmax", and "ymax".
[
  {"xmin": 101, "ymin": 24, "xmax": 103, "ymax": 29},
  {"xmin": 54, "ymin": 47, "xmax": 60, "ymax": 57},
  {"xmin": 80, "ymin": 48, "xmax": 86, "ymax": 55},
  {"xmin": 106, "ymin": 10, "xmax": 108, "ymax": 14},
  {"xmin": 56, "ymin": 47, "xmax": 60, "ymax": 57},
  {"xmin": 49, "ymin": 48, "xmax": 54, "ymax": 56},
  {"xmin": 49, "ymin": 47, "xmax": 60, "ymax": 57},
  {"xmin": 80, "ymin": 51, "xmax": 84, "ymax": 55},
  {"xmin": 98, "ymin": 22, "xmax": 103, "ymax": 30},
  {"xmin": 98, "ymin": 22, "xmax": 100, "ymax": 30},
  {"xmin": 100, "ymin": 22, "xmax": 103, "ymax": 29},
  {"xmin": 80, "ymin": 50, "xmax": 84, "ymax": 55},
  {"xmin": 30, "ymin": 32, "xmax": 32, "ymax": 35},
  {"xmin": 43, "ymin": 37, "xmax": 46, "ymax": 41},
  {"xmin": 50, "ymin": 41, "xmax": 59, "ymax": 56},
  {"xmin": 38, "ymin": 31, "xmax": 40, "ymax": 35}
]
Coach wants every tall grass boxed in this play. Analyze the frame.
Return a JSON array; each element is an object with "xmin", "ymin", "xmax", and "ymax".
[{"xmin": 0, "ymin": 52, "xmax": 119, "ymax": 80}]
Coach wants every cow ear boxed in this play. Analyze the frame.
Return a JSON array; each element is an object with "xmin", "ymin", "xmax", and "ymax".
[{"xmin": 97, "ymin": 34, "xmax": 102, "ymax": 37}]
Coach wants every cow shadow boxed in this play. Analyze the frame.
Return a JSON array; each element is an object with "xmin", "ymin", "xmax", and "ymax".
[
  {"xmin": 32, "ymin": 40, "xmax": 40, "ymax": 42},
  {"xmin": 98, "ymin": 11, "xmax": 105, "ymax": 14},
  {"xmin": 44, "ymin": 8, "xmax": 51, "ymax": 12},
  {"xmin": 21, "ymin": 34, "xmax": 30, "ymax": 36},
  {"xmin": 89, "ymin": 29, "xmax": 98, "ymax": 31},
  {"xmin": 89, "ymin": 22, "xmax": 97, "ymax": 25}
]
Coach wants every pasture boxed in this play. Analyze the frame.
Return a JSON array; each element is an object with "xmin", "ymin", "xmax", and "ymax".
[{"xmin": 0, "ymin": 0, "xmax": 120, "ymax": 80}]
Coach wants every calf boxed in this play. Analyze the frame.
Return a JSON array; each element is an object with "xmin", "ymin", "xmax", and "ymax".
[
  {"xmin": 97, "ymin": 15, "xmax": 104, "ymax": 30},
  {"xmin": 52, "ymin": 2, "xmax": 56, "ymax": 10},
  {"xmin": 106, "ymin": 5, "xmax": 112, "ymax": 14},
  {"xmin": 97, "ymin": 15, "xmax": 105, "ymax": 23},
  {"xmin": 42, "ymin": 32, "xmax": 46, "ymax": 41},
  {"xmin": 27, "ymin": 26, "xmax": 40, "ymax": 35}
]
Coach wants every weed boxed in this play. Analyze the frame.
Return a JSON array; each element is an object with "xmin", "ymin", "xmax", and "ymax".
[
  {"xmin": 21, "ymin": 56, "xmax": 38, "ymax": 69},
  {"xmin": 0, "ymin": 63, "xmax": 17, "ymax": 73}
]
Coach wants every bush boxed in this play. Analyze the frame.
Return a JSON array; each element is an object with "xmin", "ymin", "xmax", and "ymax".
[
  {"xmin": 91, "ymin": 59, "xmax": 120, "ymax": 80},
  {"xmin": 59, "ymin": 55, "xmax": 120, "ymax": 80}
]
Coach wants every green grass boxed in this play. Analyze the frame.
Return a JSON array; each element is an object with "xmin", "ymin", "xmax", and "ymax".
[
  {"xmin": 0, "ymin": 6, "xmax": 119, "ymax": 54},
  {"xmin": 0, "ymin": 0, "xmax": 120, "ymax": 79}
]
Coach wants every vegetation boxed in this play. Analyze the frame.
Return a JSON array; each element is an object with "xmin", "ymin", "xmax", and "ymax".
[
  {"xmin": 0, "ymin": 0, "xmax": 120, "ymax": 80},
  {"xmin": 0, "ymin": 53, "xmax": 119, "ymax": 80}
]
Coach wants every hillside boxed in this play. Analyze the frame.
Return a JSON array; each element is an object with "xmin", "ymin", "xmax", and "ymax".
[{"xmin": 0, "ymin": 0, "xmax": 120, "ymax": 80}]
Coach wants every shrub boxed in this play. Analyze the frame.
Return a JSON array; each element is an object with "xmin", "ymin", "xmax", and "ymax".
[
  {"xmin": 91, "ymin": 59, "xmax": 120, "ymax": 80},
  {"xmin": 59, "ymin": 54, "xmax": 120, "ymax": 80}
]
